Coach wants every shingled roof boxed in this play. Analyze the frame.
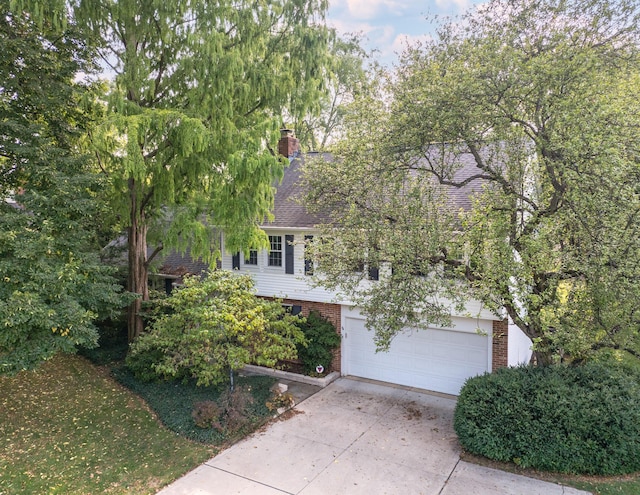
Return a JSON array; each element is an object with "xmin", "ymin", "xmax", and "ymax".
[
  {"xmin": 262, "ymin": 151, "xmax": 332, "ymax": 229},
  {"xmin": 158, "ymin": 248, "xmax": 210, "ymax": 278},
  {"xmin": 264, "ymin": 131, "xmax": 489, "ymax": 230}
]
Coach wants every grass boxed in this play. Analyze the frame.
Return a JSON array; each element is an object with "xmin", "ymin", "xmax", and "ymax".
[
  {"xmin": 0, "ymin": 354, "xmax": 213, "ymax": 495},
  {"xmin": 571, "ymin": 477, "xmax": 640, "ymax": 495},
  {"xmin": 3, "ymin": 343, "xmax": 638, "ymax": 495}
]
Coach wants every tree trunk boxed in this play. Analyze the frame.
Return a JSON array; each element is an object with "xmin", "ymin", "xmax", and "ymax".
[{"xmin": 127, "ymin": 180, "xmax": 149, "ymax": 342}]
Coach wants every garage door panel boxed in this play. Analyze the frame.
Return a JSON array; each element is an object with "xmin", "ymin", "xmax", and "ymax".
[{"xmin": 344, "ymin": 316, "xmax": 489, "ymax": 395}]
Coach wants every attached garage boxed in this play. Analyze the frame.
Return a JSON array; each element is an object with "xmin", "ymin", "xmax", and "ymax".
[{"xmin": 341, "ymin": 308, "xmax": 493, "ymax": 395}]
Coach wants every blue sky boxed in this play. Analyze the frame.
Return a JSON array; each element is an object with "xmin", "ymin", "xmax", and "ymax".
[{"xmin": 327, "ymin": 0, "xmax": 482, "ymax": 65}]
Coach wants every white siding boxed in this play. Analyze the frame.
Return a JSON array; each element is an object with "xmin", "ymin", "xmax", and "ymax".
[
  {"xmin": 221, "ymin": 230, "xmax": 498, "ymax": 318},
  {"xmin": 508, "ymin": 320, "xmax": 533, "ymax": 366}
]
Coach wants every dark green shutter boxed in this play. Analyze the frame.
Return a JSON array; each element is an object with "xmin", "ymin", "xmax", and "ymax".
[{"xmin": 285, "ymin": 235, "xmax": 294, "ymax": 274}]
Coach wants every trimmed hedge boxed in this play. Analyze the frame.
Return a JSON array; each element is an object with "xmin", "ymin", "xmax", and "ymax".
[{"xmin": 454, "ymin": 363, "xmax": 640, "ymax": 475}]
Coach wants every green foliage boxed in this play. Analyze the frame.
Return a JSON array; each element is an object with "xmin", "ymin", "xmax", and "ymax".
[
  {"xmin": 114, "ymin": 366, "xmax": 275, "ymax": 444},
  {"xmin": 294, "ymin": 33, "xmax": 370, "ymax": 150},
  {"xmin": 303, "ymin": 0, "xmax": 640, "ymax": 363},
  {"xmin": 0, "ymin": 9, "xmax": 129, "ymax": 374},
  {"xmin": 61, "ymin": 0, "xmax": 333, "ymax": 340},
  {"xmin": 295, "ymin": 311, "xmax": 340, "ymax": 374},
  {"xmin": 454, "ymin": 364, "xmax": 640, "ymax": 475},
  {"xmin": 78, "ymin": 319, "xmax": 130, "ymax": 365},
  {"xmin": 126, "ymin": 270, "xmax": 306, "ymax": 386}
]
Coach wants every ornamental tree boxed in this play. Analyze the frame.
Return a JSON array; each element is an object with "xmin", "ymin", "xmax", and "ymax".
[
  {"xmin": 303, "ymin": 0, "xmax": 640, "ymax": 364},
  {"xmin": 127, "ymin": 270, "xmax": 305, "ymax": 388}
]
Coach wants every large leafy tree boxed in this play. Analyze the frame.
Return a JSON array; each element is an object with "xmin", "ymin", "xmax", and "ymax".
[
  {"xmin": 78, "ymin": 0, "xmax": 332, "ymax": 341},
  {"xmin": 0, "ymin": 9, "xmax": 128, "ymax": 373},
  {"xmin": 293, "ymin": 33, "xmax": 369, "ymax": 150},
  {"xmin": 304, "ymin": 0, "xmax": 640, "ymax": 364}
]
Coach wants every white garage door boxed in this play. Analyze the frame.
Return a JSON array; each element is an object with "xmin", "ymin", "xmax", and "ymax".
[{"xmin": 343, "ymin": 315, "xmax": 490, "ymax": 395}]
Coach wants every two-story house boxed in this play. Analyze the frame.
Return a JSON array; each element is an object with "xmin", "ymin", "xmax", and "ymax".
[{"xmin": 214, "ymin": 130, "xmax": 533, "ymax": 395}]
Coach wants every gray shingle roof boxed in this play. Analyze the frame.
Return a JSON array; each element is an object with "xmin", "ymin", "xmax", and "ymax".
[
  {"xmin": 158, "ymin": 248, "xmax": 210, "ymax": 277},
  {"xmin": 263, "ymin": 148, "xmax": 487, "ymax": 230},
  {"xmin": 262, "ymin": 152, "xmax": 331, "ymax": 229}
]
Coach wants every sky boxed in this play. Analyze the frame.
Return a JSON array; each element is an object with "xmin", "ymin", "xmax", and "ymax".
[{"xmin": 326, "ymin": 0, "xmax": 482, "ymax": 65}]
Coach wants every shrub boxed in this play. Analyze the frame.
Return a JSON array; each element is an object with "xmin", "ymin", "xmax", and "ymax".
[
  {"xmin": 266, "ymin": 390, "xmax": 295, "ymax": 412},
  {"xmin": 191, "ymin": 387, "xmax": 256, "ymax": 433},
  {"xmin": 217, "ymin": 386, "xmax": 255, "ymax": 433},
  {"xmin": 295, "ymin": 311, "xmax": 341, "ymax": 375},
  {"xmin": 79, "ymin": 319, "xmax": 129, "ymax": 365},
  {"xmin": 126, "ymin": 271, "xmax": 305, "ymax": 386},
  {"xmin": 125, "ymin": 345, "xmax": 169, "ymax": 382},
  {"xmin": 192, "ymin": 400, "xmax": 222, "ymax": 429},
  {"xmin": 454, "ymin": 363, "xmax": 640, "ymax": 475}
]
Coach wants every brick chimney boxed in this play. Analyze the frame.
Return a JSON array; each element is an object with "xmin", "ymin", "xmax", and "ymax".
[{"xmin": 278, "ymin": 128, "xmax": 299, "ymax": 158}]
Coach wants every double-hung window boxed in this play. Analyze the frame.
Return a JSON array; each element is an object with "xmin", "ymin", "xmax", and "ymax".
[
  {"xmin": 268, "ymin": 235, "xmax": 283, "ymax": 267},
  {"xmin": 244, "ymin": 250, "xmax": 258, "ymax": 266}
]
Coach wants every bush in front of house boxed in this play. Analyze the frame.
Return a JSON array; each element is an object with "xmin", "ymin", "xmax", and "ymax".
[
  {"xmin": 125, "ymin": 271, "xmax": 305, "ymax": 387},
  {"xmin": 295, "ymin": 311, "xmax": 341, "ymax": 375},
  {"xmin": 453, "ymin": 363, "xmax": 640, "ymax": 475}
]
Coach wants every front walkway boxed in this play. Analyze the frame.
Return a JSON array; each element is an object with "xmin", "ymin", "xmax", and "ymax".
[{"xmin": 157, "ymin": 378, "xmax": 590, "ymax": 495}]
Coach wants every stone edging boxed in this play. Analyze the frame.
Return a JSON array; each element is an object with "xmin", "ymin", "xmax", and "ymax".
[{"xmin": 242, "ymin": 364, "xmax": 340, "ymax": 388}]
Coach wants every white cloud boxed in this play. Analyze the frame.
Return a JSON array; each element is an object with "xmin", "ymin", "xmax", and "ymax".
[
  {"xmin": 330, "ymin": 0, "xmax": 412, "ymax": 21},
  {"xmin": 390, "ymin": 32, "xmax": 432, "ymax": 53},
  {"xmin": 383, "ymin": 32, "xmax": 432, "ymax": 61},
  {"xmin": 434, "ymin": 0, "xmax": 472, "ymax": 10},
  {"xmin": 328, "ymin": 0, "xmax": 480, "ymax": 65}
]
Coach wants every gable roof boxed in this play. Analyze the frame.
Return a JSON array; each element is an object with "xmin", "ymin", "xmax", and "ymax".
[{"xmin": 263, "ymin": 141, "xmax": 488, "ymax": 231}]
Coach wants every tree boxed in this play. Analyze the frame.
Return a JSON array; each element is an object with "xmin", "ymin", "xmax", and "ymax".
[
  {"xmin": 126, "ymin": 270, "xmax": 305, "ymax": 388},
  {"xmin": 76, "ymin": 0, "xmax": 333, "ymax": 342},
  {"xmin": 0, "ymin": 9, "xmax": 128, "ymax": 373},
  {"xmin": 303, "ymin": 0, "xmax": 640, "ymax": 364},
  {"xmin": 293, "ymin": 33, "xmax": 369, "ymax": 150}
]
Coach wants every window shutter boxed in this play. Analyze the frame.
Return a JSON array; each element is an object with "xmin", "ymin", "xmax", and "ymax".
[
  {"xmin": 164, "ymin": 278, "xmax": 173, "ymax": 295},
  {"xmin": 285, "ymin": 235, "xmax": 294, "ymax": 274},
  {"xmin": 304, "ymin": 235, "xmax": 314, "ymax": 275},
  {"xmin": 232, "ymin": 252, "xmax": 240, "ymax": 270}
]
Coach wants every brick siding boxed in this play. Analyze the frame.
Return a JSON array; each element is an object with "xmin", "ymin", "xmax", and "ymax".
[{"xmin": 492, "ymin": 319, "xmax": 509, "ymax": 371}]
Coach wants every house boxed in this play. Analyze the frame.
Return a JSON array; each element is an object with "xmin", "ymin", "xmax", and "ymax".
[{"xmin": 213, "ymin": 129, "xmax": 533, "ymax": 395}]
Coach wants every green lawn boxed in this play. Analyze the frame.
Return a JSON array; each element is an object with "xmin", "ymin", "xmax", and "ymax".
[
  {"xmin": 2, "ymin": 353, "xmax": 638, "ymax": 495},
  {"xmin": 0, "ymin": 355, "xmax": 214, "ymax": 494}
]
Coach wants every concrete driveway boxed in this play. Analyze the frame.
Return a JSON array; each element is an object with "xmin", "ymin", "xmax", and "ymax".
[{"xmin": 157, "ymin": 378, "xmax": 590, "ymax": 495}]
